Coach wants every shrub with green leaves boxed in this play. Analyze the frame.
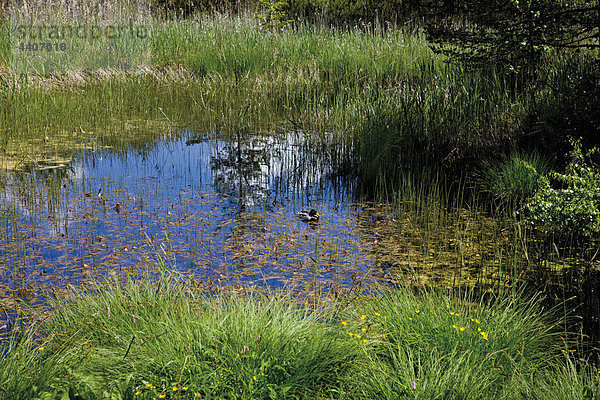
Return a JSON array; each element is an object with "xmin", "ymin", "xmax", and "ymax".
[
  {"xmin": 259, "ymin": 0, "xmax": 292, "ymax": 30},
  {"xmin": 524, "ymin": 139, "xmax": 600, "ymax": 238}
]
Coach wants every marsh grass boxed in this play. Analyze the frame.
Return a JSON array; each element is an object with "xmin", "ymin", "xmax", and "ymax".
[
  {"xmin": 1, "ymin": 272, "xmax": 362, "ymax": 399},
  {"xmin": 5, "ymin": 0, "xmax": 153, "ymax": 77},
  {"xmin": 150, "ymin": 16, "xmax": 531, "ymax": 177},
  {"xmin": 344, "ymin": 287, "xmax": 569, "ymax": 399},
  {"xmin": 479, "ymin": 151, "xmax": 551, "ymax": 212},
  {"xmin": 0, "ymin": 9, "xmax": 599, "ymax": 399},
  {"xmin": 0, "ymin": 5, "xmax": 596, "ymax": 180},
  {"xmin": 1, "ymin": 272, "xmax": 598, "ymax": 399},
  {"xmin": 0, "ymin": 13, "xmax": 530, "ymax": 177},
  {"xmin": 355, "ymin": 66, "xmax": 527, "ymax": 189},
  {"xmin": 530, "ymin": 356, "xmax": 600, "ymax": 400},
  {"xmin": 360, "ymin": 169, "xmax": 534, "ymax": 293}
]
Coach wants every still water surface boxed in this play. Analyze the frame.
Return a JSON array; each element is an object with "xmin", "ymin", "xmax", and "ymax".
[
  {"xmin": 0, "ymin": 131, "xmax": 377, "ymax": 304},
  {"xmin": 2, "ymin": 130, "xmax": 600, "ymax": 355}
]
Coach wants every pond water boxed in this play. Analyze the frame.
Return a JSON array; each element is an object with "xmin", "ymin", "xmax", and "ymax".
[
  {"xmin": 0, "ymin": 131, "xmax": 379, "ymax": 306},
  {"xmin": 1, "ymin": 129, "xmax": 600, "ymax": 357}
]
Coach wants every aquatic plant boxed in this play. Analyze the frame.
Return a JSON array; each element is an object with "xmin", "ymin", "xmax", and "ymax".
[{"xmin": 479, "ymin": 151, "xmax": 551, "ymax": 210}]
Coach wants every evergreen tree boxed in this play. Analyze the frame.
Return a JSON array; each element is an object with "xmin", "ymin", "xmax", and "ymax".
[{"xmin": 425, "ymin": 0, "xmax": 599, "ymax": 70}]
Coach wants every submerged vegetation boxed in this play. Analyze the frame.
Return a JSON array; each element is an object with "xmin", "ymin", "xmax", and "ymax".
[{"xmin": 0, "ymin": 0, "xmax": 599, "ymax": 397}]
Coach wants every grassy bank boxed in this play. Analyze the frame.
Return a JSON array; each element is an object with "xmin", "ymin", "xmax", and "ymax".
[
  {"xmin": 1, "ymin": 13, "xmax": 528, "ymax": 175},
  {"xmin": 2, "ymin": 12, "xmax": 596, "ymax": 186},
  {"xmin": 1, "ymin": 272, "xmax": 598, "ymax": 399}
]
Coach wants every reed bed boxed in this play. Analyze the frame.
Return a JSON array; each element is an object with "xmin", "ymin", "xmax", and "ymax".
[
  {"xmin": 1, "ymin": 12, "xmax": 530, "ymax": 175},
  {"xmin": 1, "ymin": 7, "xmax": 596, "ymax": 177}
]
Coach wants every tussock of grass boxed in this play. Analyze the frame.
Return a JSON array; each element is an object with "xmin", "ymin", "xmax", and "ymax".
[
  {"xmin": 479, "ymin": 151, "xmax": 551, "ymax": 210},
  {"xmin": 1, "ymin": 273, "xmax": 597, "ymax": 399},
  {"xmin": 1, "ymin": 274, "xmax": 360, "ymax": 399},
  {"xmin": 346, "ymin": 288, "xmax": 558, "ymax": 399}
]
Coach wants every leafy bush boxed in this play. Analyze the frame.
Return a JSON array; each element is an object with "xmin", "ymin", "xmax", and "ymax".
[
  {"xmin": 524, "ymin": 139, "xmax": 600, "ymax": 238},
  {"xmin": 258, "ymin": 0, "xmax": 292, "ymax": 29}
]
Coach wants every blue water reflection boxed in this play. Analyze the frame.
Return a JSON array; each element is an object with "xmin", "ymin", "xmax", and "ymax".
[{"xmin": 0, "ymin": 131, "xmax": 374, "ymax": 300}]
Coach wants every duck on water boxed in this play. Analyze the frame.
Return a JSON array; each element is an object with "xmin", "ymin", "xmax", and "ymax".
[{"xmin": 297, "ymin": 209, "xmax": 320, "ymax": 222}]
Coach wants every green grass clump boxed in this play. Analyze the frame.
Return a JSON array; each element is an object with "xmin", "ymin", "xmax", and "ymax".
[
  {"xmin": 480, "ymin": 151, "xmax": 551, "ymax": 210},
  {"xmin": 528, "ymin": 358, "xmax": 600, "ymax": 400},
  {"xmin": 0, "ymin": 274, "xmax": 360, "ymax": 399},
  {"xmin": 1, "ymin": 272, "xmax": 598, "ymax": 399},
  {"xmin": 345, "ymin": 288, "xmax": 560, "ymax": 399}
]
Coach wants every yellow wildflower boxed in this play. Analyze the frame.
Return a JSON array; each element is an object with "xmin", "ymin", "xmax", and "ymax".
[
  {"xmin": 408, "ymin": 317, "xmax": 412, "ymax": 321},
  {"xmin": 356, "ymin": 334, "xmax": 362, "ymax": 339},
  {"xmin": 478, "ymin": 327, "xmax": 482, "ymax": 332},
  {"xmin": 158, "ymin": 395, "xmax": 166, "ymax": 399},
  {"xmin": 173, "ymin": 387, "xmax": 178, "ymax": 391},
  {"xmin": 480, "ymin": 331, "xmax": 488, "ymax": 340},
  {"xmin": 363, "ymin": 339, "xmax": 367, "ymax": 343},
  {"xmin": 361, "ymin": 315, "xmax": 366, "ymax": 320},
  {"xmin": 460, "ymin": 327, "xmax": 466, "ymax": 332},
  {"xmin": 452, "ymin": 324, "xmax": 457, "ymax": 329},
  {"xmin": 361, "ymin": 327, "xmax": 367, "ymax": 332},
  {"xmin": 38, "ymin": 346, "xmax": 45, "ymax": 351},
  {"xmin": 415, "ymin": 309, "xmax": 420, "ymax": 314},
  {"xmin": 474, "ymin": 319, "xmax": 480, "ymax": 324},
  {"xmin": 349, "ymin": 331, "xmax": 353, "ymax": 337},
  {"xmin": 135, "ymin": 391, "xmax": 142, "ymax": 396},
  {"xmin": 341, "ymin": 320, "xmax": 348, "ymax": 326},
  {"xmin": 375, "ymin": 312, "xmax": 381, "ymax": 316},
  {"xmin": 194, "ymin": 393, "xmax": 202, "ymax": 398},
  {"xmin": 450, "ymin": 312, "xmax": 455, "ymax": 316},
  {"xmin": 253, "ymin": 376, "xmax": 257, "ymax": 381},
  {"xmin": 182, "ymin": 387, "xmax": 188, "ymax": 391}
]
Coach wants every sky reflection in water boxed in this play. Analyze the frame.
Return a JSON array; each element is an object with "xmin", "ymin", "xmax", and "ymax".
[{"xmin": 0, "ymin": 131, "xmax": 376, "ymax": 302}]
